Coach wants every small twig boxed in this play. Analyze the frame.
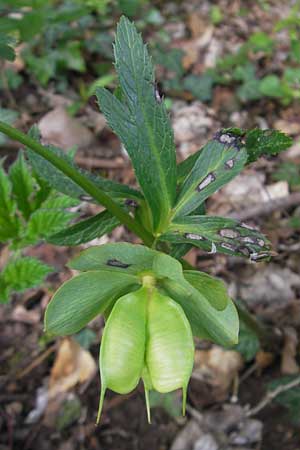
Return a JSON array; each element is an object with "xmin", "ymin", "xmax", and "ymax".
[
  {"xmin": 15, "ymin": 343, "xmax": 57, "ymax": 380},
  {"xmin": 239, "ymin": 362, "xmax": 258, "ymax": 384},
  {"xmin": 75, "ymin": 155, "xmax": 125, "ymax": 169},
  {"xmin": 230, "ymin": 192, "xmax": 300, "ymax": 222},
  {"xmin": 246, "ymin": 375, "xmax": 300, "ymax": 417},
  {"xmin": 186, "ymin": 404, "xmax": 205, "ymax": 424}
]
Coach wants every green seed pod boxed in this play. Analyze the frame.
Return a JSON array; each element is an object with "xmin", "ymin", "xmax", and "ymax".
[
  {"xmin": 146, "ymin": 289, "xmax": 194, "ymax": 416},
  {"xmin": 97, "ymin": 287, "xmax": 147, "ymax": 423}
]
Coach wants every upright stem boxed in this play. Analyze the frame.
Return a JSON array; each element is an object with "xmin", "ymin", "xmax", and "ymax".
[{"xmin": 0, "ymin": 121, "xmax": 153, "ymax": 247}]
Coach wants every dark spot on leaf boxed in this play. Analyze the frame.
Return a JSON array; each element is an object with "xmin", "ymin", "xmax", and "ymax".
[
  {"xmin": 219, "ymin": 228, "xmax": 240, "ymax": 239},
  {"xmin": 209, "ymin": 242, "xmax": 217, "ymax": 254},
  {"xmin": 153, "ymin": 82, "xmax": 163, "ymax": 103},
  {"xmin": 106, "ymin": 259, "xmax": 131, "ymax": 269},
  {"xmin": 250, "ymin": 252, "xmax": 271, "ymax": 262},
  {"xmin": 220, "ymin": 242, "xmax": 236, "ymax": 252},
  {"xmin": 240, "ymin": 222, "xmax": 256, "ymax": 231},
  {"xmin": 79, "ymin": 195, "xmax": 93, "ymax": 202},
  {"xmin": 125, "ymin": 199, "xmax": 138, "ymax": 208},
  {"xmin": 196, "ymin": 172, "xmax": 216, "ymax": 192},
  {"xmin": 214, "ymin": 131, "xmax": 242, "ymax": 150},
  {"xmin": 184, "ymin": 233, "xmax": 206, "ymax": 241},
  {"xmin": 237, "ymin": 246, "xmax": 251, "ymax": 257},
  {"xmin": 256, "ymin": 238, "xmax": 265, "ymax": 248},
  {"xmin": 225, "ymin": 159, "xmax": 235, "ymax": 169},
  {"xmin": 241, "ymin": 236, "xmax": 256, "ymax": 244}
]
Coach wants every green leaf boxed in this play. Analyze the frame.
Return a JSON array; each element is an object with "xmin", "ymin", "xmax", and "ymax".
[
  {"xmin": 0, "ymin": 161, "xmax": 19, "ymax": 241},
  {"xmin": 45, "ymin": 270, "xmax": 140, "ymax": 335},
  {"xmin": 27, "ymin": 126, "xmax": 142, "ymax": 202},
  {"xmin": 232, "ymin": 322, "xmax": 260, "ymax": 361},
  {"xmin": 183, "ymin": 74, "xmax": 213, "ymax": 102},
  {"xmin": 161, "ymin": 215, "xmax": 272, "ymax": 260},
  {"xmin": 177, "ymin": 149, "xmax": 202, "ymax": 186},
  {"xmin": 173, "ymin": 136, "xmax": 247, "ymax": 217},
  {"xmin": 268, "ymin": 376, "xmax": 300, "ymax": 424},
  {"xmin": 153, "ymin": 253, "xmax": 228, "ymax": 310},
  {"xmin": 161, "ymin": 273, "xmax": 239, "ymax": 346},
  {"xmin": 248, "ymin": 32, "xmax": 274, "ymax": 54},
  {"xmin": 69, "ymin": 242, "xmax": 157, "ymax": 275},
  {"xmin": 0, "ymin": 257, "xmax": 52, "ymax": 302},
  {"xmin": 272, "ymin": 161, "xmax": 300, "ymax": 189},
  {"xmin": 48, "ymin": 210, "xmax": 120, "ymax": 246},
  {"xmin": 0, "ymin": 33, "xmax": 16, "ymax": 61},
  {"xmin": 98, "ymin": 16, "xmax": 177, "ymax": 231},
  {"xmin": 183, "ymin": 270, "xmax": 229, "ymax": 311},
  {"xmin": 0, "ymin": 160, "xmax": 15, "ymax": 216},
  {"xmin": 74, "ymin": 328, "xmax": 97, "ymax": 350},
  {"xmin": 23, "ymin": 209, "xmax": 76, "ymax": 244},
  {"xmin": 245, "ymin": 129, "xmax": 293, "ymax": 163},
  {"xmin": 17, "ymin": 11, "xmax": 45, "ymax": 41},
  {"xmin": 9, "ymin": 151, "xmax": 34, "ymax": 219},
  {"xmin": 118, "ymin": 0, "xmax": 142, "ymax": 16},
  {"xmin": 0, "ymin": 107, "xmax": 18, "ymax": 144},
  {"xmin": 259, "ymin": 75, "xmax": 286, "ymax": 98}
]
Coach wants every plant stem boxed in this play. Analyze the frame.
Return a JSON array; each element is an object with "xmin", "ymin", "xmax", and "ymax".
[{"xmin": 0, "ymin": 121, "xmax": 154, "ymax": 247}]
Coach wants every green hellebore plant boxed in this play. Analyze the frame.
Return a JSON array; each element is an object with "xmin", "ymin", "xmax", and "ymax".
[
  {"xmin": 0, "ymin": 17, "xmax": 292, "ymax": 423},
  {"xmin": 45, "ymin": 244, "xmax": 238, "ymax": 422}
]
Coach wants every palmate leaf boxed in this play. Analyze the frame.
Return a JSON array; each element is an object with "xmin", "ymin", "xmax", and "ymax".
[
  {"xmin": 0, "ymin": 257, "xmax": 52, "ymax": 303},
  {"xmin": 45, "ymin": 270, "xmax": 140, "ymax": 336},
  {"xmin": 9, "ymin": 151, "xmax": 34, "ymax": 220},
  {"xmin": 97, "ymin": 16, "xmax": 177, "ymax": 232},
  {"xmin": 48, "ymin": 210, "xmax": 120, "ymax": 246},
  {"xmin": 173, "ymin": 134, "xmax": 247, "ymax": 217},
  {"xmin": 26, "ymin": 126, "xmax": 143, "ymax": 203},
  {"xmin": 160, "ymin": 215, "xmax": 272, "ymax": 261}
]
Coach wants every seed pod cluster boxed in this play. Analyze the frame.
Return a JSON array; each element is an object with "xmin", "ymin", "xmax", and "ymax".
[{"xmin": 97, "ymin": 283, "xmax": 194, "ymax": 423}]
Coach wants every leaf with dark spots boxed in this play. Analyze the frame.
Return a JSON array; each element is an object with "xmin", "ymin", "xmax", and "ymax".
[
  {"xmin": 69, "ymin": 242, "xmax": 157, "ymax": 275},
  {"xmin": 174, "ymin": 139, "xmax": 247, "ymax": 217},
  {"xmin": 159, "ymin": 215, "xmax": 272, "ymax": 260}
]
